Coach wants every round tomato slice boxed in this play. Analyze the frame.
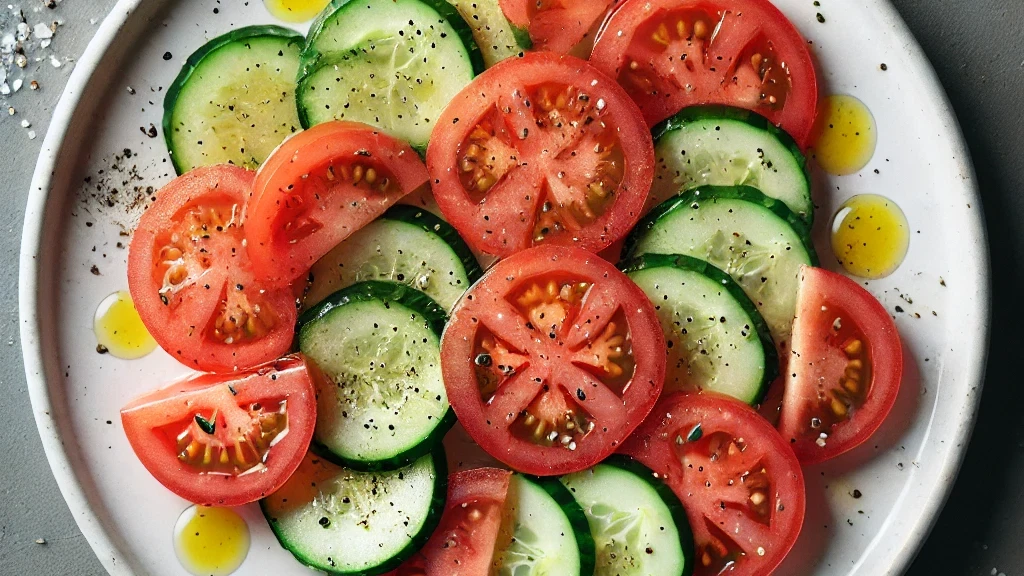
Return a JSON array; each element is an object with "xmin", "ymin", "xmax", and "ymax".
[
  {"xmin": 247, "ymin": 121, "xmax": 429, "ymax": 285},
  {"xmin": 778, "ymin": 266, "xmax": 903, "ymax": 463},
  {"xmin": 127, "ymin": 165, "xmax": 296, "ymax": 372},
  {"xmin": 590, "ymin": 0, "xmax": 819, "ymax": 148},
  {"xmin": 621, "ymin": 392, "xmax": 805, "ymax": 576},
  {"xmin": 426, "ymin": 52, "xmax": 654, "ymax": 259},
  {"xmin": 499, "ymin": 0, "xmax": 615, "ymax": 54},
  {"xmin": 120, "ymin": 355, "xmax": 317, "ymax": 506},
  {"xmin": 387, "ymin": 468, "xmax": 512, "ymax": 576},
  {"xmin": 442, "ymin": 245, "xmax": 666, "ymax": 475}
]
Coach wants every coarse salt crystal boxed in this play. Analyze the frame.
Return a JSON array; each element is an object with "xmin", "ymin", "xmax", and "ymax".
[
  {"xmin": 49, "ymin": 55, "xmax": 61, "ymax": 68},
  {"xmin": 40, "ymin": 39, "xmax": 50, "ymax": 49},
  {"xmin": 0, "ymin": 83, "xmax": 9, "ymax": 95},
  {"xmin": 16, "ymin": 22, "xmax": 30, "ymax": 41},
  {"xmin": 20, "ymin": 119, "xmax": 29, "ymax": 128},
  {"xmin": 12, "ymin": 78, "xmax": 21, "ymax": 91},
  {"xmin": 33, "ymin": 23, "xmax": 52, "ymax": 39},
  {"xmin": 27, "ymin": 130, "xmax": 36, "ymax": 139}
]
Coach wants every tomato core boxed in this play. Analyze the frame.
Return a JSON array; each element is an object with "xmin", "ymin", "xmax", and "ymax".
[
  {"xmin": 168, "ymin": 399, "xmax": 289, "ymax": 475},
  {"xmin": 471, "ymin": 277, "xmax": 636, "ymax": 453},
  {"xmin": 442, "ymin": 246, "xmax": 665, "ymax": 475},
  {"xmin": 428, "ymin": 54, "xmax": 654, "ymax": 258},
  {"xmin": 456, "ymin": 82, "xmax": 628, "ymax": 247}
]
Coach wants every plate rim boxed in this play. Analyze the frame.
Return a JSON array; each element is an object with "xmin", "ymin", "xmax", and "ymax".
[
  {"xmin": 19, "ymin": 0, "xmax": 145, "ymax": 573},
  {"xmin": 17, "ymin": 1, "xmax": 991, "ymax": 575}
]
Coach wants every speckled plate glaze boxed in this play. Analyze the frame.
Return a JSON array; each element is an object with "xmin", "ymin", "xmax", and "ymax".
[{"xmin": 19, "ymin": 0, "xmax": 989, "ymax": 574}]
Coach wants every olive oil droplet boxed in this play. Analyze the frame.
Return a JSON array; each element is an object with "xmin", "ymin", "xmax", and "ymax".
[
  {"xmin": 94, "ymin": 291, "xmax": 157, "ymax": 359},
  {"xmin": 264, "ymin": 0, "xmax": 331, "ymax": 22},
  {"xmin": 812, "ymin": 95, "xmax": 877, "ymax": 176},
  {"xmin": 830, "ymin": 194, "xmax": 909, "ymax": 279},
  {"xmin": 173, "ymin": 506, "xmax": 250, "ymax": 576}
]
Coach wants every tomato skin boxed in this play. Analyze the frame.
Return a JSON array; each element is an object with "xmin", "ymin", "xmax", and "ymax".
[
  {"xmin": 247, "ymin": 121, "xmax": 428, "ymax": 286},
  {"xmin": 778, "ymin": 266, "xmax": 903, "ymax": 464},
  {"xmin": 621, "ymin": 392, "xmax": 805, "ymax": 576},
  {"xmin": 442, "ymin": 245, "xmax": 666, "ymax": 476},
  {"xmin": 499, "ymin": 0, "xmax": 615, "ymax": 54},
  {"xmin": 387, "ymin": 468, "xmax": 512, "ymax": 576},
  {"xmin": 590, "ymin": 0, "xmax": 819, "ymax": 148},
  {"xmin": 427, "ymin": 52, "xmax": 655, "ymax": 258},
  {"xmin": 120, "ymin": 355, "xmax": 317, "ymax": 506},
  {"xmin": 127, "ymin": 165, "xmax": 296, "ymax": 372}
]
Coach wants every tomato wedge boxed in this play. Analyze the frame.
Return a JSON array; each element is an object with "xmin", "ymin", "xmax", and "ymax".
[
  {"xmin": 386, "ymin": 468, "xmax": 511, "ymax": 576},
  {"xmin": 778, "ymin": 266, "xmax": 903, "ymax": 463},
  {"xmin": 590, "ymin": 0, "xmax": 819, "ymax": 147},
  {"xmin": 621, "ymin": 392, "xmax": 805, "ymax": 576},
  {"xmin": 442, "ymin": 245, "xmax": 666, "ymax": 475},
  {"xmin": 426, "ymin": 52, "xmax": 654, "ymax": 258},
  {"xmin": 247, "ymin": 121, "xmax": 428, "ymax": 285},
  {"xmin": 425, "ymin": 469, "xmax": 512, "ymax": 576},
  {"xmin": 127, "ymin": 165, "xmax": 296, "ymax": 372},
  {"xmin": 121, "ymin": 355, "xmax": 317, "ymax": 506},
  {"xmin": 499, "ymin": 0, "xmax": 615, "ymax": 54}
]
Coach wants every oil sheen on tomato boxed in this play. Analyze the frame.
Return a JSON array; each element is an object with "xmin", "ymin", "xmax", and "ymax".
[
  {"xmin": 94, "ymin": 291, "xmax": 157, "ymax": 359},
  {"xmin": 173, "ymin": 505, "xmax": 250, "ymax": 576},
  {"xmin": 264, "ymin": 0, "xmax": 331, "ymax": 22},
  {"xmin": 830, "ymin": 194, "xmax": 909, "ymax": 279},
  {"xmin": 811, "ymin": 95, "xmax": 876, "ymax": 175}
]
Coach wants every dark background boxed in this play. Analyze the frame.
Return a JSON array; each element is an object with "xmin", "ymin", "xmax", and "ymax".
[
  {"xmin": 0, "ymin": 1, "xmax": 1020, "ymax": 574},
  {"xmin": 895, "ymin": 0, "xmax": 1024, "ymax": 574}
]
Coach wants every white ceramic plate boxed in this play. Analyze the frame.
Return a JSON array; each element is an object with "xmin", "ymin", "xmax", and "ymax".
[{"xmin": 19, "ymin": 0, "xmax": 989, "ymax": 574}]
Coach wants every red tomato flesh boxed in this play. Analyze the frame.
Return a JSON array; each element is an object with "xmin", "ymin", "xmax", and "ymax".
[
  {"xmin": 590, "ymin": 0, "xmax": 819, "ymax": 147},
  {"xmin": 778, "ymin": 266, "xmax": 903, "ymax": 463},
  {"xmin": 127, "ymin": 165, "xmax": 296, "ymax": 372},
  {"xmin": 121, "ymin": 355, "xmax": 317, "ymax": 506},
  {"xmin": 499, "ymin": 0, "xmax": 615, "ymax": 54},
  {"xmin": 621, "ymin": 392, "xmax": 805, "ymax": 576},
  {"xmin": 442, "ymin": 245, "xmax": 666, "ymax": 475},
  {"xmin": 387, "ymin": 468, "xmax": 512, "ymax": 576},
  {"xmin": 247, "ymin": 121, "xmax": 428, "ymax": 285},
  {"xmin": 427, "ymin": 52, "xmax": 654, "ymax": 258}
]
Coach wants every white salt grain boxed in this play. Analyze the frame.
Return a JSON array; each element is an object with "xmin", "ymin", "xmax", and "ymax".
[{"xmin": 33, "ymin": 22, "xmax": 52, "ymax": 39}]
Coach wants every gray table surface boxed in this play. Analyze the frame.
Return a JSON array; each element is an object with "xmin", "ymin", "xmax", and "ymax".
[{"xmin": 0, "ymin": 1, "xmax": 1020, "ymax": 574}]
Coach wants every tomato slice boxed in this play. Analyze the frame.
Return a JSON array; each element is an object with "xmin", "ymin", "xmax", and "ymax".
[
  {"xmin": 387, "ymin": 468, "xmax": 512, "ymax": 576},
  {"xmin": 442, "ymin": 245, "xmax": 666, "ymax": 475},
  {"xmin": 127, "ymin": 165, "xmax": 297, "ymax": 372},
  {"xmin": 590, "ymin": 0, "xmax": 819, "ymax": 147},
  {"xmin": 426, "ymin": 52, "xmax": 654, "ymax": 258},
  {"xmin": 120, "ymin": 355, "xmax": 317, "ymax": 506},
  {"xmin": 247, "ymin": 121, "xmax": 429, "ymax": 285},
  {"xmin": 778, "ymin": 266, "xmax": 903, "ymax": 463},
  {"xmin": 621, "ymin": 392, "xmax": 805, "ymax": 576},
  {"xmin": 499, "ymin": 0, "xmax": 615, "ymax": 54}
]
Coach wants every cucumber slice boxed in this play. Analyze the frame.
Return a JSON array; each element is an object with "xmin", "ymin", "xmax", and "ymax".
[
  {"xmin": 447, "ymin": 0, "xmax": 529, "ymax": 67},
  {"xmin": 623, "ymin": 185, "xmax": 818, "ymax": 350},
  {"xmin": 493, "ymin": 474, "xmax": 596, "ymax": 576},
  {"xmin": 261, "ymin": 448, "xmax": 447, "ymax": 575},
  {"xmin": 622, "ymin": 254, "xmax": 778, "ymax": 405},
  {"xmin": 651, "ymin": 106, "xmax": 812, "ymax": 221},
  {"xmin": 298, "ymin": 0, "xmax": 484, "ymax": 150},
  {"xmin": 560, "ymin": 457, "xmax": 694, "ymax": 576},
  {"xmin": 303, "ymin": 205, "xmax": 482, "ymax": 313},
  {"xmin": 298, "ymin": 281, "xmax": 454, "ymax": 470},
  {"xmin": 163, "ymin": 25, "xmax": 303, "ymax": 174}
]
